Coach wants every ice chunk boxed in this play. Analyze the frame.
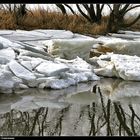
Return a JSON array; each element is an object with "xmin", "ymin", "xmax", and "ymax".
[
  {"xmin": 0, "ymin": 48, "xmax": 15, "ymax": 61},
  {"xmin": 42, "ymin": 38, "xmax": 97, "ymax": 59},
  {"xmin": 20, "ymin": 61, "xmax": 32, "ymax": 71},
  {"xmin": 47, "ymin": 78, "xmax": 76, "ymax": 89},
  {"xmin": 94, "ymin": 53, "xmax": 140, "ymax": 81},
  {"xmin": 0, "ymin": 36, "xmax": 23, "ymax": 48},
  {"xmin": 0, "ymin": 69, "xmax": 22, "ymax": 89},
  {"xmin": 8, "ymin": 60, "xmax": 36, "ymax": 81},
  {"xmin": 36, "ymin": 61, "xmax": 69, "ymax": 76}
]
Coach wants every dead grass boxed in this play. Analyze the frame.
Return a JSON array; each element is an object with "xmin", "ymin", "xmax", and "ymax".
[{"xmin": 0, "ymin": 8, "xmax": 139, "ymax": 35}]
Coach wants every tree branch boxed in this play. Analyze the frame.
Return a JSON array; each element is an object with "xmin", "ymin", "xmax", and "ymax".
[
  {"xmin": 56, "ymin": 4, "xmax": 67, "ymax": 15},
  {"xmin": 123, "ymin": 14, "xmax": 140, "ymax": 27},
  {"xmin": 64, "ymin": 4, "xmax": 76, "ymax": 15},
  {"xmin": 76, "ymin": 4, "xmax": 91, "ymax": 22},
  {"xmin": 125, "ymin": 5, "xmax": 140, "ymax": 14},
  {"xmin": 83, "ymin": 4, "xmax": 90, "ymax": 11},
  {"xmin": 120, "ymin": 4, "xmax": 130, "ymax": 14},
  {"xmin": 101, "ymin": 4, "xmax": 104, "ymax": 12},
  {"xmin": 107, "ymin": 4, "xmax": 113, "ymax": 12}
]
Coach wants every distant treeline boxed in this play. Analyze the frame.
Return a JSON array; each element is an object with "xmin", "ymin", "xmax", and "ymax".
[{"xmin": 0, "ymin": 4, "xmax": 139, "ymax": 34}]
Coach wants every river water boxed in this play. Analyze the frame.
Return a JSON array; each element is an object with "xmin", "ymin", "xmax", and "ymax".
[{"xmin": 0, "ymin": 78, "xmax": 140, "ymax": 136}]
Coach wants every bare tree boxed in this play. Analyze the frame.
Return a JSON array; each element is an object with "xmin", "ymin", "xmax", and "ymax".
[
  {"xmin": 107, "ymin": 4, "xmax": 140, "ymax": 33},
  {"xmin": 0, "ymin": 4, "xmax": 16, "ymax": 13},
  {"xmin": 17, "ymin": 4, "xmax": 27, "ymax": 17},
  {"xmin": 0, "ymin": 4, "xmax": 28, "ymax": 25},
  {"xmin": 0, "ymin": 4, "xmax": 26, "ymax": 15},
  {"xmin": 13, "ymin": 4, "xmax": 27, "ymax": 25},
  {"xmin": 76, "ymin": 4, "xmax": 104, "ymax": 24}
]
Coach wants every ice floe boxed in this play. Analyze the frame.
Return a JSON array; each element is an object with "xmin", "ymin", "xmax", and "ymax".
[
  {"xmin": 93, "ymin": 53, "xmax": 140, "ymax": 81},
  {"xmin": 0, "ymin": 29, "xmax": 139, "ymax": 92}
]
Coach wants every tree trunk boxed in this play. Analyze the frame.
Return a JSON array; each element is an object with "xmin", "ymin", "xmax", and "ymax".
[{"xmin": 107, "ymin": 4, "xmax": 140, "ymax": 33}]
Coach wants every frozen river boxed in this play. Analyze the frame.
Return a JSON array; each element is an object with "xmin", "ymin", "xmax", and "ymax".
[{"xmin": 0, "ymin": 29, "xmax": 140, "ymax": 136}]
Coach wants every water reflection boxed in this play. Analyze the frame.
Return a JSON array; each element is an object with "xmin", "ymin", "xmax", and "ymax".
[{"xmin": 0, "ymin": 79, "xmax": 140, "ymax": 136}]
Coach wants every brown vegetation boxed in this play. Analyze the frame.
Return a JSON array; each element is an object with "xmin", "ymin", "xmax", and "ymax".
[
  {"xmin": 89, "ymin": 45, "xmax": 113, "ymax": 58},
  {"xmin": 0, "ymin": 7, "xmax": 139, "ymax": 35}
]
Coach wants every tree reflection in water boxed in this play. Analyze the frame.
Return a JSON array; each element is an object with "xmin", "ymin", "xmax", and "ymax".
[
  {"xmin": 95, "ymin": 87, "xmax": 140, "ymax": 136},
  {"xmin": 0, "ymin": 81, "xmax": 140, "ymax": 136}
]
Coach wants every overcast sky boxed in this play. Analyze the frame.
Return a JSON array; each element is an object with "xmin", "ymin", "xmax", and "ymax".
[
  {"xmin": 27, "ymin": 4, "xmax": 140, "ymax": 17},
  {"xmin": 27, "ymin": 4, "xmax": 111, "ymax": 15}
]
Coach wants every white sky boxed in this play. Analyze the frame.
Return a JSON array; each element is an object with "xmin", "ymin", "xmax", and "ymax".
[
  {"xmin": 27, "ymin": 4, "xmax": 140, "ymax": 17},
  {"xmin": 27, "ymin": 4, "xmax": 109, "ymax": 15}
]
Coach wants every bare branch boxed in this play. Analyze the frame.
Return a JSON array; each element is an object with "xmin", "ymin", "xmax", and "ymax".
[
  {"xmin": 64, "ymin": 4, "xmax": 76, "ymax": 15},
  {"xmin": 125, "ymin": 5, "xmax": 140, "ymax": 14},
  {"xmin": 96, "ymin": 4, "xmax": 100, "ymax": 12},
  {"xmin": 89, "ymin": 4, "xmax": 96, "ymax": 20},
  {"xmin": 101, "ymin": 4, "xmax": 105, "ymax": 12},
  {"xmin": 123, "ymin": 14, "xmax": 140, "ymax": 27},
  {"xmin": 89, "ymin": 4, "xmax": 94, "ymax": 11},
  {"xmin": 56, "ymin": 4, "xmax": 67, "ymax": 15},
  {"xmin": 120, "ymin": 4, "xmax": 130, "ymax": 14},
  {"xmin": 76, "ymin": 4, "xmax": 91, "ymax": 22},
  {"xmin": 107, "ymin": 4, "xmax": 113, "ymax": 12},
  {"xmin": 83, "ymin": 4, "xmax": 90, "ymax": 11}
]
